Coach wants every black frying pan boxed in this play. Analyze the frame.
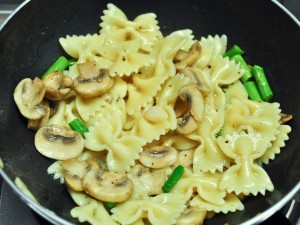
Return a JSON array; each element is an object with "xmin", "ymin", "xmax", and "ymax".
[{"xmin": 0, "ymin": 0, "xmax": 300, "ymax": 224}]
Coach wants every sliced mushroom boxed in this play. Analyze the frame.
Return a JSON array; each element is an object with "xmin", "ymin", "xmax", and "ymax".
[
  {"xmin": 73, "ymin": 61, "xmax": 114, "ymax": 98},
  {"xmin": 178, "ymin": 84, "xmax": 204, "ymax": 122},
  {"xmin": 130, "ymin": 164, "xmax": 167, "ymax": 196},
  {"xmin": 176, "ymin": 112, "xmax": 199, "ymax": 134},
  {"xmin": 180, "ymin": 67, "xmax": 210, "ymax": 96},
  {"xmin": 174, "ymin": 41, "xmax": 201, "ymax": 70},
  {"xmin": 42, "ymin": 71, "xmax": 74, "ymax": 100},
  {"xmin": 174, "ymin": 149, "xmax": 195, "ymax": 168},
  {"xmin": 34, "ymin": 124, "xmax": 84, "ymax": 160},
  {"xmin": 13, "ymin": 77, "xmax": 47, "ymax": 120},
  {"xmin": 176, "ymin": 206, "xmax": 206, "ymax": 225},
  {"xmin": 279, "ymin": 113, "xmax": 293, "ymax": 124},
  {"xmin": 82, "ymin": 169, "xmax": 133, "ymax": 202},
  {"xmin": 60, "ymin": 159, "xmax": 100, "ymax": 192},
  {"xmin": 143, "ymin": 106, "xmax": 169, "ymax": 123},
  {"xmin": 140, "ymin": 146, "xmax": 178, "ymax": 169},
  {"xmin": 27, "ymin": 99, "xmax": 50, "ymax": 130}
]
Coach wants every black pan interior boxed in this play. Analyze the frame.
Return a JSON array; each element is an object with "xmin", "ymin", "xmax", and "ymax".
[{"xmin": 0, "ymin": 0, "xmax": 300, "ymax": 224}]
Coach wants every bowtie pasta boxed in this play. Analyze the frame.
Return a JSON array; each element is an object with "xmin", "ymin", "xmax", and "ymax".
[{"xmin": 13, "ymin": 3, "xmax": 292, "ymax": 225}]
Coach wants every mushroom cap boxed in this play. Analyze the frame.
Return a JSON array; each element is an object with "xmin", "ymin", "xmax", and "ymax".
[
  {"xmin": 34, "ymin": 124, "xmax": 84, "ymax": 160},
  {"xmin": 13, "ymin": 77, "xmax": 47, "ymax": 120},
  {"xmin": 174, "ymin": 41, "xmax": 201, "ymax": 70},
  {"xmin": 130, "ymin": 164, "xmax": 167, "ymax": 196},
  {"xmin": 178, "ymin": 84, "xmax": 204, "ymax": 122},
  {"xmin": 180, "ymin": 67, "xmax": 210, "ymax": 96},
  {"xmin": 74, "ymin": 61, "xmax": 114, "ymax": 98},
  {"xmin": 139, "ymin": 146, "xmax": 178, "ymax": 169},
  {"xmin": 60, "ymin": 159, "xmax": 100, "ymax": 192},
  {"xmin": 143, "ymin": 106, "xmax": 169, "ymax": 123},
  {"xmin": 174, "ymin": 149, "xmax": 195, "ymax": 168},
  {"xmin": 42, "ymin": 71, "xmax": 73, "ymax": 101},
  {"xmin": 82, "ymin": 169, "xmax": 134, "ymax": 202},
  {"xmin": 27, "ymin": 99, "xmax": 50, "ymax": 130},
  {"xmin": 176, "ymin": 112, "xmax": 198, "ymax": 135}
]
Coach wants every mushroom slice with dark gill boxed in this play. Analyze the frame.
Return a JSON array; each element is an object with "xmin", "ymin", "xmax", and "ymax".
[
  {"xmin": 82, "ymin": 169, "xmax": 134, "ymax": 202},
  {"xmin": 13, "ymin": 77, "xmax": 47, "ymax": 120},
  {"xmin": 279, "ymin": 113, "xmax": 293, "ymax": 124},
  {"xmin": 174, "ymin": 41, "xmax": 201, "ymax": 70},
  {"xmin": 180, "ymin": 67, "xmax": 210, "ymax": 96},
  {"xmin": 27, "ymin": 99, "xmax": 50, "ymax": 130},
  {"xmin": 60, "ymin": 158, "xmax": 99, "ymax": 192},
  {"xmin": 130, "ymin": 164, "xmax": 167, "ymax": 196},
  {"xmin": 73, "ymin": 61, "xmax": 114, "ymax": 98},
  {"xmin": 42, "ymin": 71, "xmax": 74, "ymax": 100},
  {"xmin": 34, "ymin": 124, "xmax": 84, "ymax": 160},
  {"xmin": 178, "ymin": 84, "xmax": 204, "ymax": 122},
  {"xmin": 175, "ymin": 84, "xmax": 205, "ymax": 134},
  {"xmin": 139, "ymin": 146, "xmax": 178, "ymax": 169},
  {"xmin": 176, "ymin": 112, "xmax": 199, "ymax": 135}
]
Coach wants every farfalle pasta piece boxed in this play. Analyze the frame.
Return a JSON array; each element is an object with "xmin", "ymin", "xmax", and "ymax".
[
  {"xmin": 171, "ymin": 174, "xmax": 226, "ymax": 205},
  {"xmin": 59, "ymin": 34, "xmax": 113, "ymax": 66},
  {"xmin": 100, "ymin": 3, "xmax": 162, "ymax": 52},
  {"xmin": 69, "ymin": 191, "xmax": 118, "ymax": 225},
  {"xmin": 155, "ymin": 73, "xmax": 190, "ymax": 107},
  {"xmin": 111, "ymin": 193, "xmax": 186, "ymax": 225},
  {"xmin": 217, "ymin": 129, "xmax": 274, "ymax": 195},
  {"xmin": 192, "ymin": 106, "xmax": 231, "ymax": 173},
  {"xmin": 84, "ymin": 110, "xmax": 145, "ymax": 171},
  {"xmin": 222, "ymin": 98, "xmax": 281, "ymax": 146},
  {"xmin": 194, "ymin": 35, "xmax": 227, "ymax": 69},
  {"xmin": 258, "ymin": 124, "xmax": 291, "ymax": 165},
  {"xmin": 99, "ymin": 39, "xmax": 156, "ymax": 76},
  {"xmin": 125, "ymin": 35, "xmax": 188, "ymax": 115},
  {"xmin": 47, "ymin": 161, "xmax": 64, "ymax": 183},
  {"xmin": 190, "ymin": 193, "xmax": 244, "ymax": 213},
  {"xmin": 209, "ymin": 55, "xmax": 243, "ymax": 86},
  {"xmin": 224, "ymin": 80, "xmax": 248, "ymax": 103},
  {"xmin": 131, "ymin": 104, "xmax": 177, "ymax": 143}
]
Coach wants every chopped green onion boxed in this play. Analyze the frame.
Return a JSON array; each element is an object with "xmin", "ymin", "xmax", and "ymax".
[
  {"xmin": 103, "ymin": 202, "xmax": 117, "ymax": 209},
  {"xmin": 162, "ymin": 165, "xmax": 185, "ymax": 193},
  {"xmin": 41, "ymin": 56, "xmax": 70, "ymax": 79},
  {"xmin": 244, "ymin": 81, "xmax": 263, "ymax": 102},
  {"xmin": 68, "ymin": 118, "xmax": 88, "ymax": 137},
  {"xmin": 231, "ymin": 54, "xmax": 252, "ymax": 83},
  {"xmin": 223, "ymin": 45, "xmax": 245, "ymax": 58},
  {"xmin": 252, "ymin": 65, "xmax": 273, "ymax": 102},
  {"xmin": 68, "ymin": 58, "xmax": 77, "ymax": 67}
]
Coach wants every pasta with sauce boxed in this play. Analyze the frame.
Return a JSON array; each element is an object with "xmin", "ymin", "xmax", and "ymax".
[{"xmin": 12, "ymin": 3, "xmax": 292, "ymax": 225}]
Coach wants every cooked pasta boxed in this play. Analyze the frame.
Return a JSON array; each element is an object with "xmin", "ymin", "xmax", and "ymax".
[{"xmin": 13, "ymin": 3, "xmax": 292, "ymax": 225}]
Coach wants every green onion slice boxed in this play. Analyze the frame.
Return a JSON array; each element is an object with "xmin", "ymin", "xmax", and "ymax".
[
  {"xmin": 223, "ymin": 44, "xmax": 245, "ymax": 58},
  {"xmin": 68, "ymin": 118, "xmax": 88, "ymax": 137},
  {"xmin": 252, "ymin": 65, "xmax": 273, "ymax": 102},
  {"xmin": 244, "ymin": 81, "xmax": 262, "ymax": 102},
  {"xmin": 162, "ymin": 165, "xmax": 185, "ymax": 193},
  {"xmin": 41, "ymin": 56, "xmax": 70, "ymax": 79},
  {"xmin": 103, "ymin": 202, "xmax": 117, "ymax": 209}
]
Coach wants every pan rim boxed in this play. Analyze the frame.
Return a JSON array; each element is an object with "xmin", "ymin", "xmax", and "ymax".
[{"xmin": 0, "ymin": 0, "xmax": 300, "ymax": 224}]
